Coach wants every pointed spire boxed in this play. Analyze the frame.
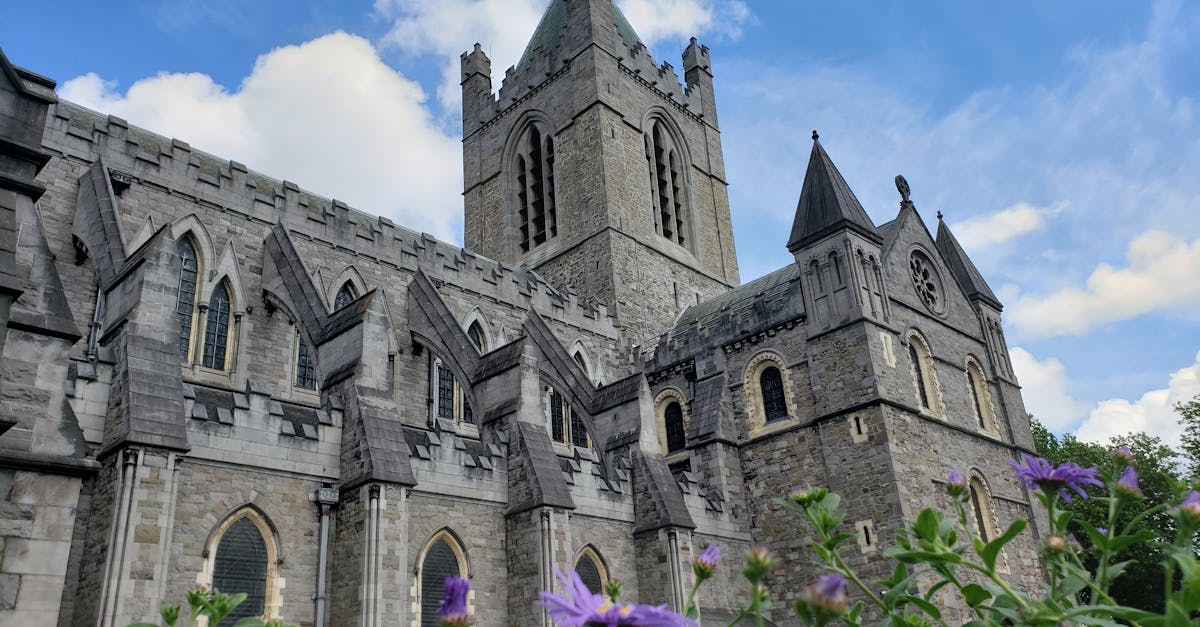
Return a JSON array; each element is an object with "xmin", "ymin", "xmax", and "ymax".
[
  {"xmin": 516, "ymin": 0, "xmax": 646, "ymax": 71},
  {"xmin": 787, "ymin": 132, "xmax": 882, "ymax": 253},
  {"xmin": 935, "ymin": 217, "xmax": 1002, "ymax": 310}
]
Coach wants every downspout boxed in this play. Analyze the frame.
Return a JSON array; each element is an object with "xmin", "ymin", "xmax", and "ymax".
[
  {"xmin": 314, "ymin": 487, "xmax": 338, "ymax": 627},
  {"xmin": 364, "ymin": 484, "xmax": 381, "ymax": 627},
  {"xmin": 98, "ymin": 448, "xmax": 139, "ymax": 627},
  {"xmin": 666, "ymin": 528, "xmax": 685, "ymax": 612},
  {"xmin": 539, "ymin": 509, "xmax": 553, "ymax": 626}
]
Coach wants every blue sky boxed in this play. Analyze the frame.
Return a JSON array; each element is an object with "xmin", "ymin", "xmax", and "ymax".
[{"xmin": 4, "ymin": 0, "xmax": 1199, "ymax": 449}]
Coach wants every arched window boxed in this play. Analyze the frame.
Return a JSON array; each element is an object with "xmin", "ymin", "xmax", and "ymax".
[
  {"xmin": 295, "ymin": 334, "xmax": 316, "ymax": 390},
  {"xmin": 809, "ymin": 259, "xmax": 823, "ymax": 293},
  {"xmin": 212, "ymin": 517, "xmax": 267, "ymax": 622},
  {"xmin": 907, "ymin": 332, "xmax": 941, "ymax": 416},
  {"xmin": 574, "ymin": 547, "xmax": 608, "ymax": 595},
  {"xmin": 176, "ymin": 238, "xmax": 199, "ymax": 362},
  {"xmin": 432, "ymin": 356, "xmax": 473, "ymax": 426},
  {"xmin": 664, "ymin": 401, "xmax": 686, "ymax": 454},
  {"xmin": 645, "ymin": 118, "xmax": 689, "ymax": 246},
  {"xmin": 968, "ymin": 476, "xmax": 996, "ymax": 542},
  {"xmin": 203, "ymin": 507, "xmax": 280, "ymax": 623},
  {"xmin": 333, "ymin": 281, "xmax": 357, "ymax": 311},
  {"xmin": 202, "ymin": 281, "xmax": 232, "ymax": 370},
  {"xmin": 966, "ymin": 358, "xmax": 996, "ymax": 433},
  {"xmin": 467, "ymin": 321, "xmax": 486, "ymax": 353},
  {"xmin": 760, "ymin": 366, "xmax": 788, "ymax": 423},
  {"xmin": 419, "ymin": 532, "xmax": 467, "ymax": 627},
  {"xmin": 547, "ymin": 388, "xmax": 587, "ymax": 449},
  {"xmin": 829, "ymin": 251, "xmax": 844, "ymax": 286},
  {"xmin": 514, "ymin": 123, "xmax": 558, "ymax": 253}
]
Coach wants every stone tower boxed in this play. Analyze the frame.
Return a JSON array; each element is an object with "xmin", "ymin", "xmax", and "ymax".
[{"xmin": 461, "ymin": 0, "xmax": 740, "ymax": 343}]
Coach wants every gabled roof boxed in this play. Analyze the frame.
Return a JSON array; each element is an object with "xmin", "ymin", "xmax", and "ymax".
[
  {"xmin": 517, "ymin": 0, "xmax": 646, "ymax": 70},
  {"xmin": 787, "ymin": 135, "xmax": 882, "ymax": 252},
  {"xmin": 935, "ymin": 217, "xmax": 1002, "ymax": 310}
]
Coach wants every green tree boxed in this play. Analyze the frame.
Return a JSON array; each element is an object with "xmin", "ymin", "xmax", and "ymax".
[
  {"xmin": 1178, "ymin": 394, "xmax": 1200, "ymax": 477},
  {"xmin": 1031, "ymin": 417, "xmax": 1182, "ymax": 613}
]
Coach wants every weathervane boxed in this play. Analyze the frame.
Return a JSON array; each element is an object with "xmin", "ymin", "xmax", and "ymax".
[{"xmin": 894, "ymin": 174, "xmax": 911, "ymax": 203}]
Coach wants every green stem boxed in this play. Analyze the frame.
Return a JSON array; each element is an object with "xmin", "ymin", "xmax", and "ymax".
[{"xmin": 1096, "ymin": 497, "xmax": 1118, "ymax": 590}]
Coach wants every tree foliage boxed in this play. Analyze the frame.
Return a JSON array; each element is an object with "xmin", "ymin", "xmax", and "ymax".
[
  {"xmin": 1031, "ymin": 417, "xmax": 1182, "ymax": 612},
  {"xmin": 1178, "ymin": 395, "xmax": 1200, "ymax": 478}
]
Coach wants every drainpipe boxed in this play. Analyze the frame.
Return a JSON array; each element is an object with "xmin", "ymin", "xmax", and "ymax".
[
  {"xmin": 364, "ymin": 484, "xmax": 381, "ymax": 627},
  {"xmin": 314, "ymin": 487, "xmax": 339, "ymax": 627},
  {"xmin": 539, "ymin": 509, "xmax": 553, "ymax": 626},
  {"xmin": 99, "ymin": 448, "xmax": 139, "ymax": 627},
  {"xmin": 666, "ymin": 528, "xmax": 685, "ymax": 612}
]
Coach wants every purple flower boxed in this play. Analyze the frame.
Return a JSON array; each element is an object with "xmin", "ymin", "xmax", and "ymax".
[
  {"xmin": 1178, "ymin": 490, "xmax": 1200, "ymax": 525},
  {"xmin": 802, "ymin": 572, "xmax": 849, "ymax": 614},
  {"xmin": 1009, "ymin": 454, "xmax": 1103, "ymax": 503},
  {"xmin": 693, "ymin": 544, "xmax": 721, "ymax": 581},
  {"xmin": 946, "ymin": 469, "xmax": 967, "ymax": 499},
  {"xmin": 539, "ymin": 568, "xmax": 697, "ymax": 626},
  {"xmin": 439, "ymin": 576, "xmax": 472, "ymax": 626},
  {"xmin": 1115, "ymin": 466, "xmax": 1143, "ymax": 498},
  {"xmin": 1112, "ymin": 445, "xmax": 1134, "ymax": 461}
]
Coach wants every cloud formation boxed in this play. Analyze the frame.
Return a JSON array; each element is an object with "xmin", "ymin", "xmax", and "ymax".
[
  {"xmin": 951, "ymin": 203, "xmax": 1047, "ymax": 251},
  {"xmin": 1075, "ymin": 352, "xmax": 1200, "ymax": 450},
  {"xmin": 60, "ymin": 32, "xmax": 464, "ymax": 240},
  {"xmin": 1010, "ymin": 347, "xmax": 1091, "ymax": 432},
  {"xmin": 1009, "ymin": 230, "xmax": 1200, "ymax": 338},
  {"xmin": 374, "ymin": 0, "xmax": 751, "ymax": 108}
]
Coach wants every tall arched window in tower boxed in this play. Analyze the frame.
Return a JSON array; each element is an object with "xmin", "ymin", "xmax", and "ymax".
[
  {"xmin": 176, "ymin": 238, "xmax": 200, "ymax": 362},
  {"xmin": 514, "ymin": 123, "xmax": 558, "ymax": 253},
  {"xmin": 211, "ymin": 516, "xmax": 269, "ymax": 623},
  {"xmin": 333, "ymin": 281, "xmax": 357, "ymax": 311},
  {"xmin": 909, "ymin": 343, "xmax": 929, "ymax": 409},
  {"xmin": 645, "ymin": 118, "xmax": 689, "ymax": 247},
  {"xmin": 966, "ymin": 358, "xmax": 996, "ymax": 433},
  {"xmin": 760, "ymin": 366, "xmax": 788, "ymax": 423},
  {"xmin": 906, "ymin": 331, "xmax": 941, "ymax": 416},
  {"xmin": 664, "ymin": 401, "xmax": 686, "ymax": 454},
  {"xmin": 419, "ymin": 531, "xmax": 467, "ymax": 627},
  {"xmin": 202, "ymin": 281, "xmax": 232, "ymax": 370},
  {"xmin": 968, "ymin": 475, "xmax": 996, "ymax": 542}
]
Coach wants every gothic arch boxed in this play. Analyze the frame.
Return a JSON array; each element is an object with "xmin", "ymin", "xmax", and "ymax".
[
  {"xmin": 199, "ymin": 504, "xmax": 284, "ymax": 621},
  {"xmin": 642, "ymin": 108, "xmax": 694, "ymax": 250},
  {"xmin": 169, "ymin": 214, "xmax": 216, "ymax": 273},
  {"xmin": 414, "ymin": 528, "xmax": 471, "ymax": 627},
  {"xmin": 905, "ymin": 329, "xmax": 944, "ymax": 418},
  {"xmin": 965, "ymin": 355, "xmax": 998, "ymax": 435},
  {"xmin": 503, "ymin": 110, "xmax": 560, "ymax": 256},
  {"xmin": 573, "ymin": 545, "xmax": 610, "ymax": 594},
  {"xmin": 200, "ymin": 241, "xmax": 248, "ymax": 309},
  {"xmin": 462, "ymin": 308, "xmax": 496, "ymax": 354},
  {"xmin": 568, "ymin": 339, "xmax": 599, "ymax": 384},
  {"xmin": 966, "ymin": 469, "xmax": 1002, "ymax": 550},
  {"xmin": 327, "ymin": 265, "xmax": 367, "ymax": 311}
]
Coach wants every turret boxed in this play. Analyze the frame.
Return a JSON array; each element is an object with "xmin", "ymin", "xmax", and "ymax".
[
  {"xmin": 682, "ymin": 38, "xmax": 718, "ymax": 129},
  {"xmin": 788, "ymin": 132, "xmax": 888, "ymax": 330},
  {"xmin": 459, "ymin": 43, "xmax": 495, "ymax": 137}
]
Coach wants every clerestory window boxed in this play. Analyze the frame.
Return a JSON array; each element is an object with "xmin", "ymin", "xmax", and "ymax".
[
  {"xmin": 176, "ymin": 238, "xmax": 200, "ymax": 362},
  {"xmin": 202, "ymin": 281, "xmax": 232, "ymax": 370}
]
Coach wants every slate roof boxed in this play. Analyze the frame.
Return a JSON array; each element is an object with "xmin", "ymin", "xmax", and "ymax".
[
  {"xmin": 787, "ymin": 137, "xmax": 882, "ymax": 252},
  {"xmin": 935, "ymin": 218, "xmax": 1002, "ymax": 310},
  {"xmin": 517, "ymin": 0, "xmax": 645, "ymax": 70}
]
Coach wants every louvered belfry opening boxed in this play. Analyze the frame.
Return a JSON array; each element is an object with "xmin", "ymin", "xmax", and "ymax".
[
  {"xmin": 647, "ymin": 121, "xmax": 688, "ymax": 247},
  {"xmin": 517, "ymin": 124, "xmax": 558, "ymax": 253},
  {"xmin": 212, "ymin": 517, "xmax": 267, "ymax": 625}
]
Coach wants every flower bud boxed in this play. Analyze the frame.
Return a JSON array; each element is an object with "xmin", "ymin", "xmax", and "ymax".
[
  {"xmin": 1114, "ymin": 466, "xmax": 1143, "ymax": 499},
  {"xmin": 946, "ymin": 469, "xmax": 967, "ymax": 500},
  {"xmin": 604, "ymin": 579, "xmax": 623, "ymax": 603},
  {"xmin": 693, "ymin": 544, "xmax": 721, "ymax": 581},
  {"xmin": 1043, "ymin": 534, "xmax": 1068, "ymax": 554},
  {"xmin": 743, "ymin": 545, "xmax": 776, "ymax": 581},
  {"xmin": 1177, "ymin": 490, "xmax": 1200, "ymax": 527},
  {"xmin": 790, "ymin": 486, "xmax": 828, "ymax": 509},
  {"xmin": 1111, "ymin": 445, "xmax": 1133, "ymax": 461}
]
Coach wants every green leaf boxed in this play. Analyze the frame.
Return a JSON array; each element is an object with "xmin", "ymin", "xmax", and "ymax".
[
  {"xmin": 1164, "ymin": 599, "xmax": 1192, "ymax": 627},
  {"xmin": 905, "ymin": 595, "xmax": 942, "ymax": 620},
  {"xmin": 231, "ymin": 619, "xmax": 266, "ymax": 627},
  {"xmin": 981, "ymin": 518, "xmax": 1026, "ymax": 571},
  {"xmin": 914, "ymin": 508, "xmax": 940, "ymax": 540},
  {"xmin": 960, "ymin": 583, "xmax": 992, "ymax": 607}
]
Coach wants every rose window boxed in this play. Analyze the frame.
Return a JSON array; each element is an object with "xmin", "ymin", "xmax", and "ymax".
[{"xmin": 909, "ymin": 251, "xmax": 943, "ymax": 312}]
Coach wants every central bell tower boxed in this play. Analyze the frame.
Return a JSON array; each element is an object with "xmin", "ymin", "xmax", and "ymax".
[{"xmin": 461, "ymin": 0, "xmax": 739, "ymax": 343}]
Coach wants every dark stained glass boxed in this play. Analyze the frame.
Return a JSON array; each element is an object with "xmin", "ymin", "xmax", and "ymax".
[
  {"xmin": 212, "ymin": 517, "xmax": 266, "ymax": 625},
  {"xmin": 176, "ymin": 239, "xmax": 198, "ymax": 361},
  {"xmin": 665, "ymin": 402, "xmax": 686, "ymax": 453},
  {"xmin": 570, "ymin": 406, "xmax": 588, "ymax": 449},
  {"xmin": 576, "ymin": 554, "xmax": 604, "ymax": 594},
  {"xmin": 295, "ymin": 336, "xmax": 316, "ymax": 390},
  {"xmin": 437, "ymin": 363, "xmax": 455, "ymax": 421},
  {"xmin": 202, "ymin": 282, "xmax": 231, "ymax": 370},
  {"xmin": 333, "ymin": 282, "xmax": 356, "ymax": 311},
  {"xmin": 420, "ymin": 539, "xmax": 461, "ymax": 627},
  {"xmin": 550, "ymin": 391, "xmax": 566, "ymax": 443},
  {"xmin": 760, "ymin": 366, "xmax": 787, "ymax": 423}
]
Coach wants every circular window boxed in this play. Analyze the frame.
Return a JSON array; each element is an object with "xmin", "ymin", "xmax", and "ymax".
[{"xmin": 909, "ymin": 250, "xmax": 944, "ymax": 313}]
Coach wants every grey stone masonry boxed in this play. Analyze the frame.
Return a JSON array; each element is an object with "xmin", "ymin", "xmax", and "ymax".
[{"xmin": 0, "ymin": 7, "xmax": 1042, "ymax": 624}]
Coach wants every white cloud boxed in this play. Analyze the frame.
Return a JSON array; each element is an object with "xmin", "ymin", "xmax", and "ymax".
[
  {"xmin": 60, "ymin": 32, "xmax": 463, "ymax": 240},
  {"xmin": 951, "ymin": 203, "xmax": 1047, "ymax": 251},
  {"xmin": 374, "ymin": 0, "xmax": 750, "ymax": 109},
  {"xmin": 1010, "ymin": 347, "xmax": 1091, "ymax": 432},
  {"xmin": 1009, "ymin": 230, "xmax": 1200, "ymax": 338},
  {"xmin": 1074, "ymin": 351, "xmax": 1200, "ymax": 450}
]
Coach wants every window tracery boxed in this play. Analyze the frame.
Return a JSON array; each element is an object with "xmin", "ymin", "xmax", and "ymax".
[
  {"xmin": 202, "ymin": 281, "xmax": 232, "ymax": 370},
  {"xmin": 176, "ymin": 238, "xmax": 199, "ymax": 362}
]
